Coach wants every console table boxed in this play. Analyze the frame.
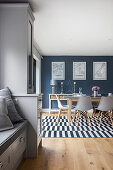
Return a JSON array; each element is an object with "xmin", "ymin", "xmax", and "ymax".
[{"xmin": 49, "ymin": 94, "xmax": 101, "ymax": 114}]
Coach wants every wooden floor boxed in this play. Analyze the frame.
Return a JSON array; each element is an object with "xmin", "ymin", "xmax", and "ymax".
[{"xmin": 18, "ymin": 138, "xmax": 113, "ymax": 170}]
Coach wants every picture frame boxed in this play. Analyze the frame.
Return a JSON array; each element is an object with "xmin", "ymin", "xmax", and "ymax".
[
  {"xmin": 93, "ymin": 62, "xmax": 107, "ymax": 80},
  {"xmin": 73, "ymin": 62, "xmax": 86, "ymax": 80},
  {"xmin": 52, "ymin": 62, "xmax": 65, "ymax": 80}
]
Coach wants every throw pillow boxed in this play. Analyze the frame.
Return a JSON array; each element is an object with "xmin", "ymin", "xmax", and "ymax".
[
  {"xmin": 0, "ymin": 87, "xmax": 23, "ymax": 123},
  {"xmin": 0, "ymin": 97, "xmax": 13, "ymax": 131}
]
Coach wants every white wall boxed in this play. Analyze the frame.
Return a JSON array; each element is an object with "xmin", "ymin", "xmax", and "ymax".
[{"xmin": 32, "ymin": 0, "xmax": 113, "ymax": 56}]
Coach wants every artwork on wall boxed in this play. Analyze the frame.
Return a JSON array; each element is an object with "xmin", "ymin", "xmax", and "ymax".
[
  {"xmin": 93, "ymin": 62, "xmax": 107, "ymax": 80},
  {"xmin": 73, "ymin": 62, "xmax": 86, "ymax": 80},
  {"xmin": 52, "ymin": 62, "xmax": 65, "ymax": 80}
]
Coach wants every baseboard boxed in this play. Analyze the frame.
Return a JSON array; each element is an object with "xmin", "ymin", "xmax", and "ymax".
[
  {"xmin": 42, "ymin": 108, "xmax": 59, "ymax": 113},
  {"xmin": 41, "ymin": 108, "xmax": 49, "ymax": 113},
  {"xmin": 42, "ymin": 108, "xmax": 75, "ymax": 113}
]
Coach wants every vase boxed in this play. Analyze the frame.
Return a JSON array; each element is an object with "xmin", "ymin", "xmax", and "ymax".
[{"xmin": 94, "ymin": 90, "xmax": 98, "ymax": 97}]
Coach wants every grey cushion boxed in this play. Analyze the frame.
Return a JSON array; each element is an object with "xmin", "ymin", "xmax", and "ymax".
[
  {"xmin": 0, "ymin": 97, "xmax": 13, "ymax": 131},
  {"xmin": 0, "ymin": 96, "xmax": 8, "ymax": 115},
  {"xmin": 0, "ymin": 87, "xmax": 23, "ymax": 123}
]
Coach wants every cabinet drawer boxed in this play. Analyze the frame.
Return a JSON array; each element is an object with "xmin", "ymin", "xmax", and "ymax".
[
  {"xmin": 11, "ymin": 130, "xmax": 26, "ymax": 169},
  {"xmin": 0, "ymin": 147, "xmax": 11, "ymax": 170},
  {"xmin": 12, "ymin": 130, "xmax": 26, "ymax": 156},
  {"xmin": 0, "ymin": 130, "xmax": 26, "ymax": 170}
]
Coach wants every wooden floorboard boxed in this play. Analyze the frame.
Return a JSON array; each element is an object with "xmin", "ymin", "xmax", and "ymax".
[{"xmin": 18, "ymin": 138, "xmax": 113, "ymax": 170}]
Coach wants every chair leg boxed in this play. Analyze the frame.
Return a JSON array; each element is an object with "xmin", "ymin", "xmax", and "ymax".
[
  {"xmin": 104, "ymin": 114, "xmax": 106, "ymax": 123},
  {"xmin": 93, "ymin": 109, "xmax": 96, "ymax": 121},
  {"xmin": 92, "ymin": 112, "xmax": 94, "ymax": 121},
  {"xmin": 83, "ymin": 111, "xmax": 86, "ymax": 121},
  {"xmin": 69, "ymin": 110, "xmax": 73, "ymax": 125},
  {"xmin": 107, "ymin": 112, "xmax": 110, "ymax": 124},
  {"xmin": 109, "ymin": 111, "xmax": 113, "ymax": 124},
  {"xmin": 93, "ymin": 114, "xmax": 95, "ymax": 121},
  {"xmin": 96, "ymin": 112, "xmax": 100, "ymax": 124},
  {"xmin": 85, "ymin": 112, "xmax": 89, "ymax": 125},
  {"xmin": 83, "ymin": 111, "xmax": 87, "ymax": 123},
  {"xmin": 99, "ymin": 112, "xmax": 103, "ymax": 128},
  {"xmin": 111, "ymin": 111, "xmax": 113, "ymax": 125},
  {"xmin": 57, "ymin": 109, "xmax": 61, "ymax": 124},
  {"xmin": 87, "ymin": 115, "xmax": 92, "ymax": 128},
  {"xmin": 77, "ymin": 112, "xmax": 80, "ymax": 128},
  {"xmin": 75, "ymin": 111, "xmax": 79, "ymax": 125},
  {"xmin": 73, "ymin": 110, "xmax": 76, "ymax": 121},
  {"xmin": 74, "ymin": 110, "xmax": 76, "ymax": 121},
  {"xmin": 70, "ymin": 117, "xmax": 73, "ymax": 125}
]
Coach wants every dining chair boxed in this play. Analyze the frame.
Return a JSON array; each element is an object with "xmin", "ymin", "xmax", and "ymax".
[
  {"xmin": 109, "ymin": 95, "xmax": 113, "ymax": 124},
  {"xmin": 96, "ymin": 96, "xmax": 113, "ymax": 128},
  {"xmin": 74, "ymin": 96, "xmax": 93, "ymax": 127},
  {"xmin": 56, "ymin": 95, "xmax": 70, "ymax": 124}
]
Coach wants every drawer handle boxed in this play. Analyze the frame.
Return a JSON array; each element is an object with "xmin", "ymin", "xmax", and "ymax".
[
  {"xmin": 0, "ymin": 162, "xmax": 3, "ymax": 168},
  {"xmin": 19, "ymin": 137, "xmax": 24, "ymax": 143}
]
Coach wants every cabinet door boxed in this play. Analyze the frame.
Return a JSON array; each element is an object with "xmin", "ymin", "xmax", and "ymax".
[
  {"xmin": 0, "ymin": 147, "xmax": 11, "ymax": 170},
  {"xmin": 27, "ymin": 20, "xmax": 34, "ymax": 94}
]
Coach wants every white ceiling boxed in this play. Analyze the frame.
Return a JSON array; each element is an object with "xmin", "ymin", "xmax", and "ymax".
[{"xmin": 1, "ymin": 0, "xmax": 113, "ymax": 56}]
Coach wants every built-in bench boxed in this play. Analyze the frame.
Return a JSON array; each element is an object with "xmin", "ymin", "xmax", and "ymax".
[{"xmin": 0, "ymin": 120, "xmax": 27, "ymax": 170}]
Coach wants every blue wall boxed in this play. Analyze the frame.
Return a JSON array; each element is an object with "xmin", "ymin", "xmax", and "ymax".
[{"xmin": 41, "ymin": 56, "xmax": 113, "ymax": 108}]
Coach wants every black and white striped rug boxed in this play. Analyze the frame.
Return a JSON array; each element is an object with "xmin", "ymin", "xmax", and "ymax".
[{"xmin": 42, "ymin": 116, "xmax": 113, "ymax": 138}]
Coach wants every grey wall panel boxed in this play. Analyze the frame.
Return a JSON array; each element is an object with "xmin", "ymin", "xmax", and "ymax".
[{"xmin": 0, "ymin": 6, "xmax": 28, "ymax": 94}]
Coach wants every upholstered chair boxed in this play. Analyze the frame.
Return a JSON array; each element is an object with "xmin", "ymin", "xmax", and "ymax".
[
  {"xmin": 75, "ymin": 96, "xmax": 93, "ymax": 127},
  {"xmin": 96, "ymin": 96, "xmax": 113, "ymax": 127}
]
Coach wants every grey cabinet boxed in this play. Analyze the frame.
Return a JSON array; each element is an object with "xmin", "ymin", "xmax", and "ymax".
[{"xmin": 0, "ymin": 129, "xmax": 26, "ymax": 170}]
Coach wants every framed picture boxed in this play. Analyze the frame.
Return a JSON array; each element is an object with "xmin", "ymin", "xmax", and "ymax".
[
  {"xmin": 73, "ymin": 62, "xmax": 86, "ymax": 80},
  {"xmin": 93, "ymin": 62, "xmax": 107, "ymax": 80},
  {"xmin": 52, "ymin": 62, "xmax": 65, "ymax": 80}
]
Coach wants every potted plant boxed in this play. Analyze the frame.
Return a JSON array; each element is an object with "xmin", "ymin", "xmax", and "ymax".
[{"xmin": 92, "ymin": 86, "xmax": 100, "ymax": 97}]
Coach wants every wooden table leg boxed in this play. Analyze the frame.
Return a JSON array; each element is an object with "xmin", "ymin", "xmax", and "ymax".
[
  {"xmin": 67, "ymin": 99, "xmax": 72, "ymax": 124},
  {"xmin": 49, "ymin": 98, "xmax": 51, "ymax": 114},
  {"xmin": 57, "ymin": 108, "xmax": 61, "ymax": 124}
]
